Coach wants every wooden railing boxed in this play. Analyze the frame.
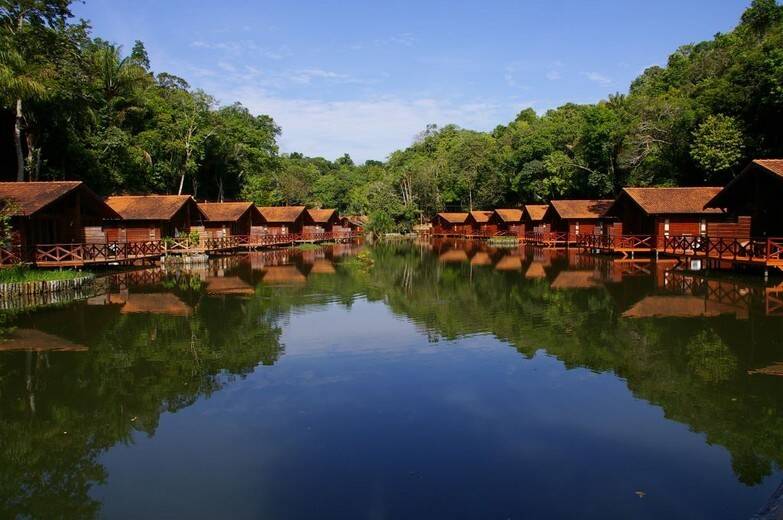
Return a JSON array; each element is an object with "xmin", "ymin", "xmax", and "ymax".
[
  {"xmin": 661, "ymin": 235, "xmax": 783, "ymax": 265},
  {"xmin": 35, "ymin": 241, "xmax": 165, "ymax": 265},
  {"xmin": 524, "ymin": 232, "xmax": 570, "ymax": 245},
  {"xmin": 24, "ymin": 231, "xmax": 363, "ymax": 266},
  {"xmin": 0, "ymin": 245, "xmax": 23, "ymax": 266}
]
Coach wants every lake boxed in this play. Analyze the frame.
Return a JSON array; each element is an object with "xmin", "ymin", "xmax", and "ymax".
[{"xmin": 1, "ymin": 239, "xmax": 782, "ymax": 519}]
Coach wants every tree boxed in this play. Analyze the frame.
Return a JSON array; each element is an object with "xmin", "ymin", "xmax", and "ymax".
[
  {"xmin": 690, "ymin": 114, "xmax": 745, "ymax": 181},
  {"xmin": 0, "ymin": 0, "xmax": 73, "ymax": 180}
]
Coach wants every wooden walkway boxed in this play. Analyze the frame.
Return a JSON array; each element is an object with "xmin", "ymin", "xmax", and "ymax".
[{"xmin": 1, "ymin": 231, "xmax": 361, "ymax": 268}]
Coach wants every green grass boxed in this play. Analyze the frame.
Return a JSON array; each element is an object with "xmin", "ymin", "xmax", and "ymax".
[
  {"xmin": 0, "ymin": 266, "xmax": 90, "ymax": 284},
  {"xmin": 297, "ymin": 243, "xmax": 323, "ymax": 251},
  {"xmin": 488, "ymin": 236, "xmax": 520, "ymax": 247}
]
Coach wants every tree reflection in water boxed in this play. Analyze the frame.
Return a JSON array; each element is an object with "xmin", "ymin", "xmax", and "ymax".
[{"xmin": 0, "ymin": 240, "xmax": 782, "ymax": 516}]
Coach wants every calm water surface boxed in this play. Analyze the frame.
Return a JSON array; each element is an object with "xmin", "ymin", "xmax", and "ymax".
[{"xmin": 2, "ymin": 240, "xmax": 783, "ymax": 519}]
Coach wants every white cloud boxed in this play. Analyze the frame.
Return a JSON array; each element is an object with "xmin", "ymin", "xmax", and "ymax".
[
  {"xmin": 374, "ymin": 32, "xmax": 416, "ymax": 47},
  {"xmin": 222, "ymin": 87, "xmax": 513, "ymax": 162},
  {"xmin": 584, "ymin": 71, "xmax": 612, "ymax": 85},
  {"xmin": 545, "ymin": 69, "xmax": 561, "ymax": 80}
]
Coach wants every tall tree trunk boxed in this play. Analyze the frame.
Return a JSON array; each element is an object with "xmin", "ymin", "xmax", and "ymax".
[
  {"xmin": 178, "ymin": 170, "xmax": 186, "ymax": 195},
  {"xmin": 14, "ymin": 98, "xmax": 25, "ymax": 182},
  {"xmin": 217, "ymin": 178, "xmax": 224, "ymax": 202}
]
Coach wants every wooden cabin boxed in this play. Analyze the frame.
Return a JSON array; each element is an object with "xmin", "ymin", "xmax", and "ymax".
[
  {"xmin": 105, "ymin": 195, "xmax": 206, "ymax": 242},
  {"xmin": 198, "ymin": 201, "xmax": 262, "ymax": 238},
  {"xmin": 256, "ymin": 206, "xmax": 307, "ymax": 235},
  {"xmin": 490, "ymin": 209, "xmax": 523, "ymax": 235},
  {"xmin": 304, "ymin": 208, "xmax": 340, "ymax": 235},
  {"xmin": 705, "ymin": 159, "xmax": 783, "ymax": 237},
  {"xmin": 335, "ymin": 215, "xmax": 366, "ymax": 235},
  {"xmin": 0, "ymin": 181, "xmax": 120, "ymax": 250},
  {"xmin": 431, "ymin": 212, "xmax": 470, "ymax": 236},
  {"xmin": 543, "ymin": 200, "xmax": 613, "ymax": 241},
  {"xmin": 466, "ymin": 210, "xmax": 495, "ymax": 236},
  {"xmin": 521, "ymin": 204, "xmax": 549, "ymax": 236},
  {"xmin": 606, "ymin": 187, "xmax": 742, "ymax": 247}
]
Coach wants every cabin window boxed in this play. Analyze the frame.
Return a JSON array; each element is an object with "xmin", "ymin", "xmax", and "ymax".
[
  {"xmin": 664, "ymin": 218, "xmax": 670, "ymax": 237},
  {"xmin": 596, "ymin": 222, "xmax": 603, "ymax": 235},
  {"xmin": 699, "ymin": 219, "xmax": 707, "ymax": 235},
  {"xmin": 575, "ymin": 222, "xmax": 580, "ymax": 234}
]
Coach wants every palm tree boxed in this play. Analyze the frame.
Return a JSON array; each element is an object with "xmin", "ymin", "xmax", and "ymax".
[
  {"xmin": 90, "ymin": 42, "xmax": 150, "ymax": 127},
  {"xmin": 0, "ymin": 43, "xmax": 47, "ymax": 181}
]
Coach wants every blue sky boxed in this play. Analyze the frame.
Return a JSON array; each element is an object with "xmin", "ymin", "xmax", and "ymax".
[{"xmin": 74, "ymin": 0, "xmax": 752, "ymax": 163}]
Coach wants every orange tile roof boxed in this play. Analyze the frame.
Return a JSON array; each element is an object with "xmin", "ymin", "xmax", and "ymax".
[
  {"xmin": 493, "ymin": 209, "xmax": 523, "ymax": 222},
  {"xmin": 198, "ymin": 201, "xmax": 254, "ymax": 222},
  {"xmin": 435, "ymin": 212, "xmax": 469, "ymax": 224},
  {"xmin": 621, "ymin": 187, "xmax": 723, "ymax": 215},
  {"xmin": 525, "ymin": 261, "xmax": 546, "ymax": 279},
  {"xmin": 495, "ymin": 255, "xmax": 523, "ymax": 271},
  {"xmin": 754, "ymin": 159, "xmax": 783, "ymax": 177},
  {"xmin": 205, "ymin": 276, "xmax": 255, "ymax": 295},
  {"xmin": 0, "ymin": 328, "xmax": 88, "ymax": 352},
  {"xmin": 0, "ymin": 181, "xmax": 119, "ymax": 218},
  {"xmin": 549, "ymin": 200, "xmax": 613, "ymax": 220},
  {"xmin": 106, "ymin": 195, "xmax": 200, "ymax": 221},
  {"xmin": 470, "ymin": 251, "xmax": 493, "ymax": 265},
  {"xmin": 438, "ymin": 249, "xmax": 469, "ymax": 263},
  {"xmin": 310, "ymin": 258, "xmax": 336, "ymax": 274},
  {"xmin": 262, "ymin": 265, "xmax": 307, "ymax": 284},
  {"xmin": 622, "ymin": 295, "xmax": 732, "ymax": 318},
  {"xmin": 468, "ymin": 210, "xmax": 492, "ymax": 223},
  {"xmin": 258, "ymin": 206, "xmax": 306, "ymax": 223},
  {"xmin": 523, "ymin": 204, "xmax": 549, "ymax": 221},
  {"xmin": 550, "ymin": 270, "xmax": 600, "ymax": 289},
  {"xmin": 120, "ymin": 293, "xmax": 192, "ymax": 316},
  {"xmin": 307, "ymin": 208, "xmax": 338, "ymax": 223}
]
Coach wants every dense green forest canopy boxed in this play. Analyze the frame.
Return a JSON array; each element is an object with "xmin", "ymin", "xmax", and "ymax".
[{"xmin": 1, "ymin": 0, "xmax": 782, "ymax": 231}]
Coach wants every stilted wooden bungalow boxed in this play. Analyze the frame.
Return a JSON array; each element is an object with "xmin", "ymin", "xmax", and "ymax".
[
  {"xmin": 0, "ymin": 181, "xmax": 120, "ymax": 254},
  {"xmin": 605, "ymin": 187, "xmax": 736, "ymax": 250},
  {"xmin": 256, "ymin": 206, "xmax": 307, "ymax": 235},
  {"xmin": 521, "ymin": 204, "xmax": 549, "ymax": 238},
  {"xmin": 542, "ymin": 199, "xmax": 613, "ymax": 245},
  {"xmin": 304, "ymin": 208, "xmax": 340, "ymax": 235},
  {"xmin": 490, "ymin": 209, "xmax": 523, "ymax": 235},
  {"xmin": 705, "ymin": 159, "xmax": 783, "ymax": 237},
  {"xmin": 105, "ymin": 195, "xmax": 206, "ymax": 241},
  {"xmin": 466, "ymin": 210, "xmax": 495, "ymax": 237},
  {"xmin": 198, "ymin": 201, "xmax": 262, "ymax": 238},
  {"xmin": 431, "ymin": 212, "xmax": 469, "ymax": 236}
]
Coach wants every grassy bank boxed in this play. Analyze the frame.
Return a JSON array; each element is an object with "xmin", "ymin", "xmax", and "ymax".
[
  {"xmin": 488, "ymin": 236, "xmax": 520, "ymax": 247},
  {"xmin": 0, "ymin": 266, "xmax": 89, "ymax": 284}
]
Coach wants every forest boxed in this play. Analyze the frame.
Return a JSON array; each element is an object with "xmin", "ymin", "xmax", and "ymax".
[{"xmin": 1, "ymin": 0, "xmax": 782, "ymax": 232}]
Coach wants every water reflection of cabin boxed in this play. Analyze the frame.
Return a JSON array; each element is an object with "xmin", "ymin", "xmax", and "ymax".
[
  {"xmin": 490, "ymin": 209, "xmax": 523, "ymax": 235},
  {"xmin": 304, "ymin": 208, "xmax": 339, "ymax": 234},
  {"xmin": 198, "ymin": 201, "xmax": 262, "ymax": 238},
  {"xmin": 606, "ymin": 187, "xmax": 743, "ymax": 248},
  {"xmin": 432, "ymin": 212, "xmax": 469, "ymax": 236},
  {"xmin": 104, "ymin": 195, "xmax": 205, "ymax": 241},
  {"xmin": 0, "ymin": 181, "xmax": 120, "ymax": 251},
  {"xmin": 466, "ymin": 211, "xmax": 495, "ymax": 236},
  {"xmin": 705, "ymin": 159, "xmax": 783, "ymax": 237},
  {"xmin": 521, "ymin": 204, "xmax": 549, "ymax": 236},
  {"xmin": 261, "ymin": 265, "xmax": 307, "ymax": 284},
  {"xmin": 256, "ymin": 206, "xmax": 307, "ymax": 235},
  {"xmin": 543, "ymin": 200, "xmax": 613, "ymax": 241}
]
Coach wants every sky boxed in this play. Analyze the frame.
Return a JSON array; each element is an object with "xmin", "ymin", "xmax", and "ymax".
[{"xmin": 73, "ymin": 0, "xmax": 752, "ymax": 163}]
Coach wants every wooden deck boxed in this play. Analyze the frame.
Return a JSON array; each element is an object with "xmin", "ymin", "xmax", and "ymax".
[
  {"xmin": 1, "ymin": 231, "xmax": 361, "ymax": 268},
  {"xmin": 659, "ymin": 235, "xmax": 783, "ymax": 270}
]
